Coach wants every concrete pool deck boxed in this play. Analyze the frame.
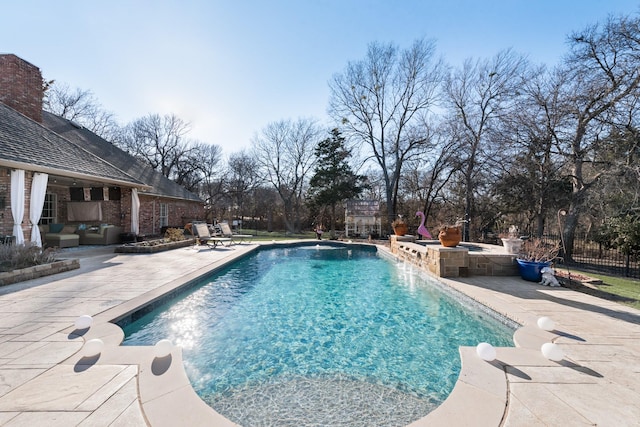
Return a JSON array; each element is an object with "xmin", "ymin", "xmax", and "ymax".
[{"xmin": 0, "ymin": 242, "xmax": 638, "ymax": 426}]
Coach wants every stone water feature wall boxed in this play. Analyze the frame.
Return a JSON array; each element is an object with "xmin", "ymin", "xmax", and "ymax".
[{"xmin": 390, "ymin": 235, "xmax": 518, "ymax": 278}]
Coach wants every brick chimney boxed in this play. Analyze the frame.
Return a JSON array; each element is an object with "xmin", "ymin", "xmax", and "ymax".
[{"xmin": 0, "ymin": 54, "xmax": 44, "ymax": 122}]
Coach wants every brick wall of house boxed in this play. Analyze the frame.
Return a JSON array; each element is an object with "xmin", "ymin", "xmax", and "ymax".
[
  {"xmin": 101, "ymin": 200, "xmax": 121, "ymax": 225},
  {"xmin": 119, "ymin": 188, "xmax": 133, "ymax": 232},
  {"xmin": 0, "ymin": 54, "xmax": 43, "ymax": 122},
  {"xmin": 136, "ymin": 194, "xmax": 204, "ymax": 236},
  {"xmin": 0, "ymin": 170, "xmax": 9, "ymax": 236}
]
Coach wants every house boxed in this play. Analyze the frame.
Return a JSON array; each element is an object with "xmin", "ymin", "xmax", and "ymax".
[
  {"xmin": 344, "ymin": 199, "xmax": 381, "ymax": 238},
  {"xmin": 0, "ymin": 54, "xmax": 205, "ymax": 245}
]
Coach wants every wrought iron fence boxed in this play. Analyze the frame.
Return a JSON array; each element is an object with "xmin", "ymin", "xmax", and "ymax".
[{"xmin": 542, "ymin": 234, "xmax": 640, "ymax": 279}]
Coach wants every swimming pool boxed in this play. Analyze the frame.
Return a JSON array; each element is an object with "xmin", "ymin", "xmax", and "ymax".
[{"xmin": 121, "ymin": 244, "xmax": 515, "ymax": 426}]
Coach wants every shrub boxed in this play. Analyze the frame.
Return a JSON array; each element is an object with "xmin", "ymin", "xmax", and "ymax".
[
  {"xmin": 595, "ymin": 212, "xmax": 640, "ymax": 255},
  {"xmin": 517, "ymin": 238, "xmax": 560, "ymax": 263},
  {"xmin": 164, "ymin": 227, "xmax": 187, "ymax": 242},
  {"xmin": 0, "ymin": 243, "xmax": 58, "ymax": 272}
]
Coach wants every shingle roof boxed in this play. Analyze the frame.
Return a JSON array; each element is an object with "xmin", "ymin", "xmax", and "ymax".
[
  {"xmin": 0, "ymin": 103, "xmax": 145, "ymax": 187},
  {"xmin": 42, "ymin": 112, "xmax": 203, "ymax": 202}
]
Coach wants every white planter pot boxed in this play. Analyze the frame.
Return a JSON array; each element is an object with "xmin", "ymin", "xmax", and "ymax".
[{"xmin": 501, "ymin": 238, "xmax": 523, "ymax": 254}]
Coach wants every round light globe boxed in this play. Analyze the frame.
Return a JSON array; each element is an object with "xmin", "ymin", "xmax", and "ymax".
[
  {"xmin": 83, "ymin": 338, "xmax": 104, "ymax": 357},
  {"xmin": 75, "ymin": 314, "xmax": 93, "ymax": 329},
  {"xmin": 154, "ymin": 339, "xmax": 173, "ymax": 358},
  {"xmin": 541, "ymin": 342, "xmax": 564, "ymax": 361},
  {"xmin": 537, "ymin": 316, "xmax": 556, "ymax": 331},
  {"xmin": 476, "ymin": 342, "xmax": 497, "ymax": 361}
]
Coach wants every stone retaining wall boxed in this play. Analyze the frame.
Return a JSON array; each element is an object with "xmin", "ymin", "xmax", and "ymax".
[
  {"xmin": 114, "ymin": 238, "xmax": 196, "ymax": 253},
  {"xmin": 390, "ymin": 235, "xmax": 519, "ymax": 278},
  {"xmin": 0, "ymin": 259, "xmax": 80, "ymax": 286}
]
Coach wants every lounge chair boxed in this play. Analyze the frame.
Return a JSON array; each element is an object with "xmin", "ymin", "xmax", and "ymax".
[
  {"xmin": 192, "ymin": 223, "xmax": 232, "ymax": 248},
  {"xmin": 217, "ymin": 222, "xmax": 253, "ymax": 244}
]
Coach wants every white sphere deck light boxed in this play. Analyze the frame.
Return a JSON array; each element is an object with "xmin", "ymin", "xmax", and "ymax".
[
  {"xmin": 154, "ymin": 339, "xmax": 173, "ymax": 358},
  {"xmin": 537, "ymin": 316, "xmax": 556, "ymax": 331},
  {"xmin": 541, "ymin": 342, "xmax": 564, "ymax": 361},
  {"xmin": 476, "ymin": 342, "xmax": 497, "ymax": 362},
  {"xmin": 83, "ymin": 338, "xmax": 104, "ymax": 357},
  {"xmin": 75, "ymin": 314, "xmax": 93, "ymax": 329}
]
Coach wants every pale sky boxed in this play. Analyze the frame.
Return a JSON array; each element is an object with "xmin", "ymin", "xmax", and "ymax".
[{"xmin": 2, "ymin": 1, "xmax": 638, "ymax": 156}]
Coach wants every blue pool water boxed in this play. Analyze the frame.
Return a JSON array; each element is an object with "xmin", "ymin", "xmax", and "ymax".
[{"xmin": 122, "ymin": 244, "xmax": 515, "ymax": 426}]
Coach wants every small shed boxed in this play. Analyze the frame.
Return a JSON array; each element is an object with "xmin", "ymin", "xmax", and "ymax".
[{"xmin": 345, "ymin": 200, "xmax": 381, "ymax": 238}]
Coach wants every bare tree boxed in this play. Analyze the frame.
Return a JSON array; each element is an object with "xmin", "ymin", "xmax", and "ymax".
[
  {"xmin": 400, "ymin": 120, "xmax": 459, "ymax": 224},
  {"xmin": 191, "ymin": 143, "xmax": 226, "ymax": 222},
  {"xmin": 328, "ymin": 38, "xmax": 445, "ymax": 227},
  {"xmin": 252, "ymin": 186, "xmax": 280, "ymax": 232},
  {"xmin": 252, "ymin": 118, "xmax": 321, "ymax": 233},
  {"xmin": 494, "ymin": 65, "xmax": 570, "ymax": 236},
  {"xmin": 177, "ymin": 141, "xmax": 222, "ymax": 193},
  {"xmin": 443, "ymin": 49, "xmax": 528, "ymax": 240},
  {"xmin": 554, "ymin": 13, "xmax": 640, "ymax": 259},
  {"xmin": 360, "ymin": 169, "xmax": 386, "ymax": 202},
  {"xmin": 44, "ymin": 81, "xmax": 119, "ymax": 140},
  {"xmin": 119, "ymin": 113, "xmax": 193, "ymax": 180},
  {"xmin": 226, "ymin": 150, "xmax": 262, "ymax": 227}
]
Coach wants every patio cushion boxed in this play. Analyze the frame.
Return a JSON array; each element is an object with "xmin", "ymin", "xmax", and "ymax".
[
  {"xmin": 44, "ymin": 232, "xmax": 79, "ymax": 248},
  {"xmin": 49, "ymin": 223, "xmax": 64, "ymax": 233}
]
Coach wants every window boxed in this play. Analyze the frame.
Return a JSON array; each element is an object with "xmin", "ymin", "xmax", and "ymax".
[
  {"xmin": 70, "ymin": 187, "xmax": 84, "ymax": 201},
  {"xmin": 159, "ymin": 203, "xmax": 168, "ymax": 228},
  {"xmin": 40, "ymin": 193, "xmax": 57, "ymax": 224},
  {"xmin": 90, "ymin": 187, "xmax": 104, "ymax": 200},
  {"xmin": 108, "ymin": 187, "xmax": 121, "ymax": 201}
]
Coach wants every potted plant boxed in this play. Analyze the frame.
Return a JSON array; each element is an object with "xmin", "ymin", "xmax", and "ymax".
[
  {"xmin": 391, "ymin": 216, "xmax": 408, "ymax": 236},
  {"xmin": 438, "ymin": 224, "xmax": 462, "ymax": 247},
  {"xmin": 500, "ymin": 225, "xmax": 524, "ymax": 254},
  {"xmin": 516, "ymin": 238, "xmax": 560, "ymax": 282}
]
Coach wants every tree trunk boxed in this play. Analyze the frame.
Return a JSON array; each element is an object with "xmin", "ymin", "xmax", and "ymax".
[
  {"xmin": 330, "ymin": 203, "xmax": 337, "ymax": 237},
  {"xmin": 282, "ymin": 199, "xmax": 296, "ymax": 233},
  {"xmin": 464, "ymin": 170, "xmax": 474, "ymax": 242},
  {"xmin": 464, "ymin": 189, "xmax": 472, "ymax": 242},
  {"xmin": 562, "ymin": 209, "xmax": 579, "ymax": 262},
  {"xmin": 535, "ymin": 214, "xmax": 545, "ymax": 238},
  {"xmin": 563, "ymin": 157, "xmax": 588, "ymax": 262},
  {"xmin": 386, "ymin": 183, "xmax": 395, "ymax": 235}
]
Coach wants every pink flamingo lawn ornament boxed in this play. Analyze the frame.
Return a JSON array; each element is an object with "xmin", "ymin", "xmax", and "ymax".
[{"xmin": 416, "ymin": 211, "xmax": 432, "ymax": 239}]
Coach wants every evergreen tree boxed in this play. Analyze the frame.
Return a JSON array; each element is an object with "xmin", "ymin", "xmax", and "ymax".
[{"xmin": 307, "ymin": 128, "xmax": 367, "ymax": 236}]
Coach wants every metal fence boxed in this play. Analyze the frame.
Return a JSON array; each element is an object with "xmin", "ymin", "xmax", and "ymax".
[{"xmin": 542, "ymin": 234, "xmax": 640, "ymax": 279}]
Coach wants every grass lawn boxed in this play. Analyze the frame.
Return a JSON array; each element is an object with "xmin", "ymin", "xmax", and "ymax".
[{"xmin": 563, "ymin": 268, "xmax": 640, "ymax": 310}]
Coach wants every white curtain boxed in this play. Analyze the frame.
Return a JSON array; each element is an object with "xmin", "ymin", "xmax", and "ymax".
[
  {"xmin": 10, "ymin": 169, "xmax": 25, "ymax": 244},
  {"xmin": 29, "ymin": 172, "xmax": 49, "ymax": 247},
  {"xmin": 131, "ymin": 188, "xmax": 140, "ymax": 235}
]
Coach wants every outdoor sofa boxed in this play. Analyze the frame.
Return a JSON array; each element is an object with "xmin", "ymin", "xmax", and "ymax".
[
  {"xmin": 39, "ymin": 224, "xmax": 80, "ymax": 248},
  {"xmin": 78, "ymin": 225, "xmax": 124, "ymax": 245}
]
